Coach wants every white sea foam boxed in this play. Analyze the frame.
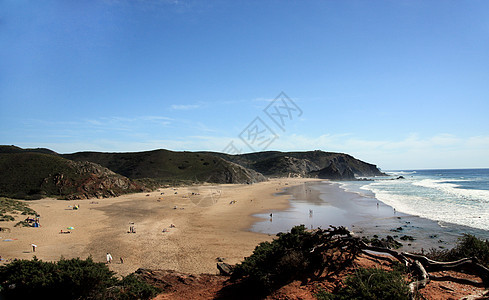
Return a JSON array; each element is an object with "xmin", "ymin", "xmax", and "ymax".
[
  {"xmin": 362, "ymin": 181, "xmax": 489, "ymax": 231},
  {"xmin": 413, "ymin": 179, "xmax": 489, "ymax": 202},
  {"xmin": 385, "ymin": 171, "xmax": 417, "ymax": 176}
]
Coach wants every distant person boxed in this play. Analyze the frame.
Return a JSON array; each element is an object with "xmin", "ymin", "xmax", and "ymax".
[
  {"xmin": 31, "ymin": 244, "xmax": 37, "ymax": 252},
  {"xmin": 106, "ymin": 252, "xmax": 113, "ymax": 264},
  {"xmin": 120, "ymin": 257, "xmax": 124, "ymax": 264}
]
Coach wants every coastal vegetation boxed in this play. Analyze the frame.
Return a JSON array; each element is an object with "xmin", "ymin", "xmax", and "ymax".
[
  {"xmin": 1, "ymin": 220, "xmax": 488, "ymax": 299},
  {"xmin": 0, "ymin": 145, "xmax": 385, "ymax": 201},
  {"xmin": 231, "ymin": 225, "xmax": 361, "ymax": 295},
  {"xmin": 315, "ymin": 267, "xmax": 410, "ymax": 300},
  {"xmin": 228, "ymin": 225, "xmax": 489, "ymax": 299},
  {"xmin": 64, "ymin": 149, "xmax": 265, "ymax": 185},
  {"xmin": 0, "ymin": 197, "xmax": 37, "ymax": 222},
  {"xmin": 0, "ymin": 257, "xmax": 159, "ymax": 299},
  {"xmin": 425, "ymin": 234, "xmax": 489, "ymax": 268},
  {"xmin": 0, "ymin": 150, "xmax": 144, "ymax": 200}
]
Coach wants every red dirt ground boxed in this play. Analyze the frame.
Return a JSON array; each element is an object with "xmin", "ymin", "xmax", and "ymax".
[{"xmin": 143, "ymin": 254, "xmax": 488, "ymax": 300}]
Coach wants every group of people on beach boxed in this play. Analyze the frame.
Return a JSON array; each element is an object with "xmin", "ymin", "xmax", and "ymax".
[{"xmin": 24, "ymin": 215, "xmax": 41, "ymax": 227}]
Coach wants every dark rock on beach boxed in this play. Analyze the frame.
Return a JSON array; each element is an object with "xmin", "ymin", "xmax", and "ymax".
[
  {"xmin": 217, "ymin": 262, "xmax": 234, "ymax": 276},
  {"xmin": 310, "ymin": 162, "xmax": 356, "ymax": 180}
]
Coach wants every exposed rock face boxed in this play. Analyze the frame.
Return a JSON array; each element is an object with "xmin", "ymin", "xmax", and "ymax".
[
  {"xmin": 41, "ymin": 161, "xmax": 145, "ymax": 199},
  {"xmin": 64, "ymin": 148, "xmax": 384, "ymax": 183},
  {"xmin": 251, "ymin": 156, "xmax": 319, "ymax": 177},
  {"xmin": 207, "ymin": 150, "xmax": 385, "ymax": 179},
  {"xmin": 206, "ymin": 160, "xmax": 266, "ymax": 184},
  {"xmin": 2, "ymin": 146, "xmax": 385, "ymax": 200},
  {"xmin": 63, "ymin": 149, "xmax": 266, "ymax": 185},
  {"xmin": 310, "ymin": 163, "xmax": 356, "ymax": 180},
  {"xmin": 341, "ymin": 166, "xmax": 355, "ymax": 180},
  {"xmin": 0, "ymin": 151, "xmax": 145, "ymax": 200},
  {"xmin": 216, "ymin": 262, "xmax": 234, "ymax": 276}
]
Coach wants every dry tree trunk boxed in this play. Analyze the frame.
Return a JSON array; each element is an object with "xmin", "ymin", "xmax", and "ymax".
[
  {"xmin": 402, "ymin": 253, "xmax": 489, "ymax": 286},
  {"xmin": 355, "ymin": 240, "xmax": 489, "ymax": 293},
  {"xmin": 312, "ymin": 227, "xmax": 489, "ymax": 297},
  {"xmin": 409, "ymin": 260, "xmax": 430, "ymax": 295}
]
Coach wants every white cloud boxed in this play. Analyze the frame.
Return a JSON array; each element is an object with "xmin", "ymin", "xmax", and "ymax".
[
  {"xmin": 268, "ymin": 133, "xmax": 489, "ymax": 170},
  {"xmin": 170, "ymin": 104, "xmax": 200, "ymax": 110},
  {"xmin": 11, "ymin": 119, "xmax": 489, "ymax": 170},
  {"xmin": 83, "ymin": 115, "xmax": 173, "ymax": 129}
]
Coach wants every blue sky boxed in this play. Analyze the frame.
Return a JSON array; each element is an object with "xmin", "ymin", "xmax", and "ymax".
[{"xmin": 1, "ymin": 0, "xmax": 488, "ymax": 170}]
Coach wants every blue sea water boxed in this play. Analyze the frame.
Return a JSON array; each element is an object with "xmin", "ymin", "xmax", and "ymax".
[{"xmin": 344, "ymin": 169, "xmax": 489, "ymax": 232}]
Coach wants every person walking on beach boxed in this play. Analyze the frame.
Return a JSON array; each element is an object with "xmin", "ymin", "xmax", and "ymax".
[
  {"xmin": 31, "ymin": 244, "xmax": 37, "ymax": 252},
  {"xmin": 106, "ymin": 252, "xmax": 113, "ymax": 264}
]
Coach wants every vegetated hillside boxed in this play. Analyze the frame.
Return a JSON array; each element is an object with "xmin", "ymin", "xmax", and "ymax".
[
  {"xmin": 0, "ymin": 152, "xmax": 145, "ymax": 200},
  {"xmin": 0, "ymin": 145, "xmax": 59, "ymax": 156},
  {"xmin": 203, "ymin": 150, "xmax": 384, "ymax": 179},
  {"xmin": 63, "ymin": 150, "xmax": 266, "ymax": 185}
]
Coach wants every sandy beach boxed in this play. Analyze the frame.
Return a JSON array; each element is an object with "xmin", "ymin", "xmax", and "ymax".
[
  {"xmin": 0, "ymin": 178, "xmax": 320, "ymax": 276},
  {"xmin": 3, "ymin": 177, "xmax": 486, "ymax": 279}
]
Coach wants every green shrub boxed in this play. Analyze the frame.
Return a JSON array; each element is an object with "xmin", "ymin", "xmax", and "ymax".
[
  {"xmin": 0, "ymin": 198, "xmax": 38, "ymax": 223},
  {"xmin": 0, "ymin": 214, "xmax": 15, "ymax": 222},
  {"xmin": 315, "ymin": 267, "xmax": 409, "ymax": 300},
  {"xmin": 426, "ymin": 234, "xmax": 489, "ymax": 267},
  {"xmin": 232, "ymin": 225, "xmax": 357, "ymax": 293},
  {"xmin": 0, "ymin": 257, "xmax": 159, "ymax": 299},
  {"xmin": 232, "ymin": 225, "xmax": 314, "ymax": 291},
  {"xmin": 108, "ymin": 273, "xmax": 160, "ymax": 300}
]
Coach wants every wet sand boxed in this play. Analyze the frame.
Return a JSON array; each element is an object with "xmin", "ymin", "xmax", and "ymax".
[{"xmin": 251, "ymin": 181, "xmax": 489, "ymax": 253}]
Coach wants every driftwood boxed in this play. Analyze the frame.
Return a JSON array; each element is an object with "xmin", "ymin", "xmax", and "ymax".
[
  {"xmin": 409, "ymin": 260, "xmax": 430, "ymax": 295},
  {"xmin": 307, "ymin": 226, "xmax": 489, "ymax": 299},
  {"xmin": 353, "ymin": 236, "xmax": 489, "ymax": 299}
]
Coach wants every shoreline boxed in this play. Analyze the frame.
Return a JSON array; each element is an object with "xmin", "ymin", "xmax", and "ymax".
[
  {"xmin": 0, "ymin": 178, "xmax": 319, "ymax": 275},
  {"xmin": 251, "ymin": 180, "xmax": 489, "ymax": 253}
]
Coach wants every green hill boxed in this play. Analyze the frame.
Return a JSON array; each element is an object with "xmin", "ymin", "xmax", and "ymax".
[
  {"xmin": 65, "ymin": 149, "xmax": 384, "ymax": 182},
  {"xmin": 63, "ymin": 149, "xmax": 266, "ymax": 185},
  {"xmin": 201, "ymin": 150, "xmax": 384, "ymax": 178},
  {"xmin": 0, "ymin": 145, "xmax": 59, "ymax": 156},
  {"xmin": 0, "ymin": 146, "xmax": 384, "ymax": 200},
  {"xmin": 0, "ymin": 152, "xmax": 144, "ymax": 200}
]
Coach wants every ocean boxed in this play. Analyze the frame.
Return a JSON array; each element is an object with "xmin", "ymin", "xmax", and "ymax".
[
  {"xmin": 350, "ymin": 168, "xmax": 489, "ymax": 232},
  {"xmin": 251, "ymin": 169, "xmax": 489, "ymax": 245}
]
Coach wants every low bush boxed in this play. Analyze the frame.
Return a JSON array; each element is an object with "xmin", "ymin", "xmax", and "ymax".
[
  {"xmin": 0, "ymin": 257, "xmax": 159, "ymax": 299},
  {"xmin": 426, "ymin": 234, "xmax": 489, "ymax": 267},
  {"xmin": 231, "ymin": 225, "xmax": 358, "ymax": 293},
  {"xmin": 0, "ymin": 198, "xmax": 37, "ymax": 221},
  {"xmin": 231, "ymin": 225, "xmax": 314, "ymax": 292},
  {"xmin": 315, "ymin": 267, "xmax": 410, "ymax": 300},
  {"xmin": 109, "ymin": 273, "xmax": 161, "ymax": 300}
]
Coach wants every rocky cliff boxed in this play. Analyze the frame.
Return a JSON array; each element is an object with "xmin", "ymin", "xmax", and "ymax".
[
  {"xmin": 63, "ymin": 149, "xmax": 266, "ymax": 185},
  {"xmin": 205, "ymin": 150, "xmax": 384, "ymax": 180},
  {"xmin": 0, "ymin": 152, "xmax": 145, "ymax": 200},
  {"xmin": 309, "ymin": 162, "xmax": 356, "ymax": 180},
  {"xmin": 0, "ymin": 146, "xmax": 385, "ymax": 200}
]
